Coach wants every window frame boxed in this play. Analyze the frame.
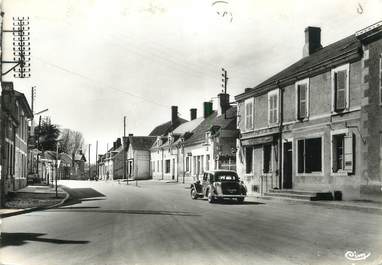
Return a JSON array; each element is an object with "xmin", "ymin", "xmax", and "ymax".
[
  {"xmin": 296, "ymin": 135, "xmax": 324, "ymax": 176},
  {"xmin": 268, "ymin": 89, "xmax": 279, "ymax": 125},
  {"xmin": 262, "ymin": 144, "xmax": 272, "ymax": 174},
  {"xmin": 244, "ymin": 98, "xmax": 254, "ymax": 131},
  {"xmin": 330, "ymin": 129, "xmax": 355, "ymax": 175},
  {"xmin": 379, "ymin": 54, "xmax": 382, "ymax": 105},
  {"xmin": 295, "ymin": 78, "xmax": 310, "ymax": 121},
  {"xmin": 245, "ymin": 146, "xmax": 253, "ymax": 174},
  {"xmin": 331, "ymin": 64, "xmax": 350, "ymax": 113}
]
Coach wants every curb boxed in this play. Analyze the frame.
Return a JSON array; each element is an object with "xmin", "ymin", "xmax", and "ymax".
[
  {"xmin": 249, "ymin": 196, "xmax": 382, "ymax": 215},
  {"xmin": 0, "ymin": 187, "xmax": 70, "ymax": 219}
]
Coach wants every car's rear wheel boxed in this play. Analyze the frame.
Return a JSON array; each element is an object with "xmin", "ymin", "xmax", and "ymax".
[
  {"xmin": 208, "ymin": 190, "xmax": 215, "ymax": 203},
  {"xmin": 237, "ymin": 197, "xmax": 244, "ymax": 204},
  {"xmin": 190, "ymin": 188, "xmax": 198, "ymax": 200}
]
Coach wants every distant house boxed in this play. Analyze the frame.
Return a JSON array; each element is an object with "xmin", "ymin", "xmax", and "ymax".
[
  {"xmin": 182, "ymin": 94, "xmax": 237, "ymax": 183},
  {"xmin": 150, "ymin": 108, "xmax": 203, "ymax": 182},
  {"xmin": 72, "ymin": 150, "xmax": 86, "ymax": 179},
  {"xmin": 150, "ymin": 93, "xmax": 238, "ymax": 184},
  {"xmin": 127, "ymin": 135, "xmax": 156, "ymax": 180}
]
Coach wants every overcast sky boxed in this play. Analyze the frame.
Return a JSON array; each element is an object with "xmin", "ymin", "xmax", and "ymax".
[{"xmin": 2, "ymin": 0, "xmax": 382, "ymax": 163}]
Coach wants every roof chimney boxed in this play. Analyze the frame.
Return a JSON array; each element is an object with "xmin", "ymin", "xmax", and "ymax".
[
  {"xmin": 217, "ymin": 93, "xmax": 230, "ymax": 116},
  {"xmin": 171, "ymin": 106, "xmax": 178, "ymax": 125},
  {"xmin": 190, "ymin": 108, "xmax": 197, "ymax": 120},
  {"xmin": 203, "ymin": 102, "xmax": 213, "ymax": 118},
  {"xmin": 303, "ymin": 26, "xmax": 322, "ymax": 57}
]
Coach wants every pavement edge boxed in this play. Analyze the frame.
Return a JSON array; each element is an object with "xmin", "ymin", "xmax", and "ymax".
[{"xmin": 0, "ymin": 187, "xmax": 70, "ymax": 219}]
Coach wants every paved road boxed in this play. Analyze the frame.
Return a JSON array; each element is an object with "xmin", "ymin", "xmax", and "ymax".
[{"xmin": 1, "ymin": 180, "xmax": 381, "ymax": 265}]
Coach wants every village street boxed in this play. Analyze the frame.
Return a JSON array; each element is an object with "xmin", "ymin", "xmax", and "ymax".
[{"xmin": 1, "ymin": 180, "xmax": 381, "ymax": 265}]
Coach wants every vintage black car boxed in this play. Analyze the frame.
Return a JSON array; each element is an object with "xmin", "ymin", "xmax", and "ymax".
[{"xmin": 190, "ymin": 170, "xmax": 247, "ymax": 203}]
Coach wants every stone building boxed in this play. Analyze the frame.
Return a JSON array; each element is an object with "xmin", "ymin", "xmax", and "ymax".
[{"xmin": 235, "ymin": 22, "xmax": 382, "ymax": 201}]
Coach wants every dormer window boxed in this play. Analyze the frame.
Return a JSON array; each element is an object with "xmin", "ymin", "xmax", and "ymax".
[{"xmin": 205, "ymin": 132, "xmax": 211, "ymax": 145}]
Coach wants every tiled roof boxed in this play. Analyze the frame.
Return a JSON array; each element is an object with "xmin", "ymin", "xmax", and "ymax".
[
  {"xmin": 236, "ymin": 34, "xmax": 361, "ymax": 100},
  {"xmin": 149, "ymin": 118, "xmax": 188, "ymax": 136},
  {"xmin": 183, "ymin": 106, "xmax": 237, "ymax": 147},
  {"xmin": 129, "ymin": 136, "xmax": 157, "ymax": 151},
  {"xmin": 172, "ymin": 117, "xmax": 204, "ymax": 135},
  {"xmin": 14, "ymin": 90, "xmax": 34, "ymax": 118}
]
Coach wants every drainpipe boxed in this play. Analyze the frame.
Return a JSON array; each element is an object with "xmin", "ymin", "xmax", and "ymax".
[{"xmin": 278, "ymin": 82, "xmax": 284, "ymax": 189}]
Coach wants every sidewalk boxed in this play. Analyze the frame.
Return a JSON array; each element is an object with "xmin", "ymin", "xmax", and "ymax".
[
  {"xmin": 0, "ymin": 185, "xmax": 69, "ymax": 218},
  {"xmin": 246, "ymin": 195, "xmax": 382, "ymax": 215}
]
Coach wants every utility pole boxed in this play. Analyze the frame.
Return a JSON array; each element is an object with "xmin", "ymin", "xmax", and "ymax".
[
  {"xmin": 221, "ymin": 68, "xmax": 229, "ymax": 119},
  {"xmin": 55, "ymin": 142, "xmax": 58, "ymax": 198},
  {"xmin": 124, "ymin": 116, "xmax": 128, "ymax": 184},
  {"xmin": 88, "ymin": 144, "xmax": 91, "ymax": 180},
  {"xmin": 95, "ymin": 140, "xmax": 98, "ymax": 180},
  {"xmin": 30, "ymin": 86, "xmax": 35, "ymax": 136}
]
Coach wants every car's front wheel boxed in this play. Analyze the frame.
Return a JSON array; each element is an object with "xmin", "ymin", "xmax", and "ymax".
[
  {"xmin": 207, "ymin": 190, "xmax": 216, "ymax": 203},
  {"xmin": 190, "ymin": 188, "xmax": 198, "ymax": 200},
  {"xmin": 237, "ymin": 197, "xmax": 244, "ymax": 204}
]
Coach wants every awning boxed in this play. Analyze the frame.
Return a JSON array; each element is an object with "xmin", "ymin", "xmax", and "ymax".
[{"xmin": 241, "ymin": 135, "xmax": 275, "ymax": 146}]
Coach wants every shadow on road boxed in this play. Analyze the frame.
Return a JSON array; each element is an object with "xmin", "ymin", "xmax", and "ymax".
[
  {"xmin": 0, "ymin": 232, "xmax": 90, "ymax": 247},
  {"xmin": 47, "ymin": 208, "xmax": 201, "ymax": 217},
  {"xmin": 200, "ymin": 199, "xmax": 265, "ymax": 205},
  {"xmin": 60, "ymin": 186, "xmax": 106, "ymax": 207}
]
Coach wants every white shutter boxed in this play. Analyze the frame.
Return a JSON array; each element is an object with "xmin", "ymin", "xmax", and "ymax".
[{"xmin": 344, "ymin": 133, "xmax": 354, "ymax": 173}]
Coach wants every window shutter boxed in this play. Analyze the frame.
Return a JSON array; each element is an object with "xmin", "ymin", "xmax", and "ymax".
[
  {"xmin": 335, "ymin": 71, "xmax": 347, "ymax": 111},
  {"xmin": 298, "ymin": 84, "xmax": 307, "ymax": 119},
  {"xmin": 344, "ymin": 133, "xmax": 354, "ymax": 173}
]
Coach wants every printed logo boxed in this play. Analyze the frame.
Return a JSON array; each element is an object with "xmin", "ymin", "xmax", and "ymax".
[{"xmin": 344, "ymin": 250, "xmax": 371, "ymax": 261}]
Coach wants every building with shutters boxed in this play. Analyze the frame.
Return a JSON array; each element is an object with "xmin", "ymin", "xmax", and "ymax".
[{"xmin": 235, "ymin": 22, "xmax": 382, "ymax": 202}]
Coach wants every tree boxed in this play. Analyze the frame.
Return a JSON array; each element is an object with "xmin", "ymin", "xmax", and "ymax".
[
  {"xmin": 59, "ymin": 128, "xmax": 84, "ymax": 155},
  {"xmin": 35, "ymin": 118, "xmax": 60, "ymax": 151}
]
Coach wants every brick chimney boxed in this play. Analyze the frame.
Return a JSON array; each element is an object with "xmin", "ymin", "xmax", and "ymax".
[
  {"xmin": 190, "ymin": 108, "xmax": 197, "ymax": 120},
  {"xmin": 303, "ymin": 26, "xmax": 322, "ymax": 57},
  {"xmin": 217, "ymin": 93, "xmax": 230, "ymax": 116},
  {"xmin": 171, "ymin": 106, "xmax": 178, "ymax": 125},
  {"xmin": 203, "ymin": 102, "xmax": 213, "ymax": 118}
]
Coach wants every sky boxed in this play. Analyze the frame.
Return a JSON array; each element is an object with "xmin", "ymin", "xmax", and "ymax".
[{"xmin": 1, "ymin": 0, "xmax": 382, "ymax": 164}]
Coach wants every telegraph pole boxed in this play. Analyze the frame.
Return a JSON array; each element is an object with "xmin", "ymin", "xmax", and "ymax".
[
  {"xmin": 88, "ymin": 144, "xmax": 91, "ymax": 180},
  {"xmin": 221, "ymin": 68, "xmax": 229, "ymax": 119},
  {"xmin": 95, "ymin": 140, "xmax": 98, "ymax": 180},
  {"xmin": 124, "ymin": 116, "xmax": 128, "ymax": 184}
]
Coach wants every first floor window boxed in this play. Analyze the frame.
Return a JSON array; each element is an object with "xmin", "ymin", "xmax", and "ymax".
[
  {"xmin": 268, "ymin": 91, "xmax": 279, "ymax": 124},
  {"xmin": 298, "ymin": 137, "xmax": 322, "ymax": 173},
  {"xmin": 206, "ymin": 155, "xmax": 210, "ymax": 171},
  {"xmin": 263, "ymin": 144, "xmax": 272, "ymax": 173},
  {"xmin": 245, "ymin": 147, "xmax": 253, "ymax": 174},
  {"xmin": 332, "ymin": 133, "xmax": 354, "ymax": 173},
  {"xmin": 165, "ymin": 160, "xmax": 170, "ymax": 173}
]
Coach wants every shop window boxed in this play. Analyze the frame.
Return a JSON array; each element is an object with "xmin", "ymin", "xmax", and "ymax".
[
  {"xmin": 298, "ymin": 137, "xmax": 322, "ymax": 173},
  {"xmin": 332, "ymin": 133, "xmax": 354, "ymax": 173},
  {"xmin": 165, "ymin": 159, "xmax": 170, "ymax": 173},
  {"xmin": 245, "ymin": 147, "xmax": 253, "ymax": 174},
  {"xmin": 263, "ymin": 144, "xmax": 272, "ymax": 173}
]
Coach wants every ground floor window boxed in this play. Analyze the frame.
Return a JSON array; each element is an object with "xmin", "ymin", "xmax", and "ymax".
[
  {"xmin": 297, "ymin": 137, "xmax": 322, "ymax": 173},
  {"xmin": 206, "ymin": 155, "xmax": 210, "ymax": 171},
  {"xmin": 165, "ymin": 159, "xmax": 170, "ymax": 173},
  {"xmin": 156, "ymin": 161, "xmax": 159, "ymax": 172},
  {"xmin": 245, "ymin": 146, "xmax": 253, "ymax": 174},
  {"xmin": 332, "ymin": 133, "xmax": 354, "ymax": 173},
  {"xmin": 263, "ymin": 144, "xmax": 272, "ymax": 173},
  {"xmin": 186, "ymin": 156, "xmax": 190, "ymax": 172}
]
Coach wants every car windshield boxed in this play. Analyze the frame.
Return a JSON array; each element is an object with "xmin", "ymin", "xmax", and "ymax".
[{"xmin": 215, "ymin": 173, "xmax": 238, "ymax": 181}]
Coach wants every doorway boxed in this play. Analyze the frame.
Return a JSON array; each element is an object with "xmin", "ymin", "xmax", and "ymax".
[{"xmin": 283, "ymin": 142, "xmax": 292, "ymax": 189}]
